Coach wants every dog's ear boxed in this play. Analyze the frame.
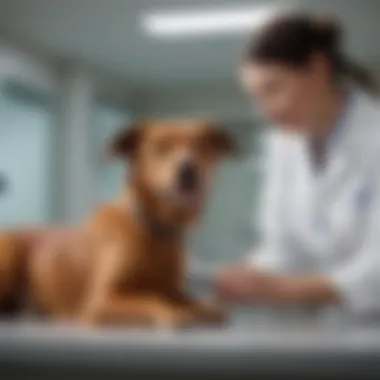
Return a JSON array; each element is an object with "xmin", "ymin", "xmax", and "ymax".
[
  {"xmin": 108, "ymin": 122, "xmax": 144, "ymax": 159},
  {"xmin": 204, "ymin": 124, "xmax": 238, "ymax": 157}
]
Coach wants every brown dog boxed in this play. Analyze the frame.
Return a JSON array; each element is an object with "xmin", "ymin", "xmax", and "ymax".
[{"xmin": 0, "ymin": 119, "xmax": 235, "ymax": 327}]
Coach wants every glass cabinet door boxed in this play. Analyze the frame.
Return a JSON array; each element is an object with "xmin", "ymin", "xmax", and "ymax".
[{"xmin": 0, "ymin": 83, "xmax": 54, "ymax": 227}]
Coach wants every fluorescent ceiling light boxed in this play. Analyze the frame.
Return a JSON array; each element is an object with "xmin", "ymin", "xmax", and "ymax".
[{"xmin": 141, "ymin": 5, "xmax": 282, "ymax": 38}]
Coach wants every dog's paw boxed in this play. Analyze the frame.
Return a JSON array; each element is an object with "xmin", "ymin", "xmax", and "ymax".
[
  {"xmin": 76, "ymin": 309, "xmax": 103, "ymax": 327},
  {"xmin": 191, "ymin": 301, "xmax": 227, "ymax": 325},
  {"xmin": 153, "ymin": 307, "xmax": 197, "ymax": 329}
]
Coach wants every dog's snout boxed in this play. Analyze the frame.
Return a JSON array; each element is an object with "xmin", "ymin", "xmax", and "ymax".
[{"xmin": 178, "ymin": 161, "xmax": 198, "ymax": 190}]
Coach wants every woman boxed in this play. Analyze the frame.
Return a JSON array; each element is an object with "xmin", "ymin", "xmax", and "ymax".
[{"xmin": 215, "ymin": 13, "xmax": 380, "ymax": 314}]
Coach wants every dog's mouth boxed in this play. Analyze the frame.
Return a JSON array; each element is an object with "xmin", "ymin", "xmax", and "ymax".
[
  {"xmin": 178, "ymin": 170, "xmax": 198, "ymax": 192},
  {"xmin": 169, "ymin": 182, "xmax": 201, "ymax": 206}
]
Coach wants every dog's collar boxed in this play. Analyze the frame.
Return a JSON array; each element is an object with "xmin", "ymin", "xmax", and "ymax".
[{"xmin": 129, "ymin": 200, "xmax": 183, "ymax": 241}]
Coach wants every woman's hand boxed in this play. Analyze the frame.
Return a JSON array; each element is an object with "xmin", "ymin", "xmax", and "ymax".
[
  {"xmin": 215, "ymin": 265, "xmax": 340, "ymax": 305},
  {"xmin": 215, "ymin": 265, "xmax": 282, "ymax": 303}
]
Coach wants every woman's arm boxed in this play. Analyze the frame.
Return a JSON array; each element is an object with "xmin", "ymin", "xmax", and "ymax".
[
  {"xmin": 216, "ymin": 133, "xmax": 317, "ymax": 304},
  {"xmin": 271, "ymin": 275, "xmax": 340, "ymax": 304},
  {"xmin": 276, "ymin": 151, "xmax": 380, "ymax": 310},
  {"xmin": 218, "ymin": 154, "xmax": 380, "ymax": 311},
  {"xmin": 216, "ymin": 267, "xmax": 339, "ymax": 305},
  {"xmin": 246, "ymin": 131, "xmax": 295, "ymax": 272}
]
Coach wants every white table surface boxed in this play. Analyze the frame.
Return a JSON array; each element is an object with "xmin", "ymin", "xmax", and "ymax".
[{"xmin": 1, "ymin": 307, "xmax": 380, "ymax": 376}]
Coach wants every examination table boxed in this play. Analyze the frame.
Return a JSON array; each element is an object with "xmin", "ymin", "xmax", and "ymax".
[{"xmin": 1, "ymin": 276, "xmax": 380, "ymax": 379}]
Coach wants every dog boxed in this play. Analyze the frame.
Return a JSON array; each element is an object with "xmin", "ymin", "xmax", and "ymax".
[{"xmin": 0, "ymin": 119, "xmax": 235, "ymax": 327}]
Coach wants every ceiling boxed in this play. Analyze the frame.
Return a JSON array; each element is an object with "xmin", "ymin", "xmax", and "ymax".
[{"xmin": 0, "ymin": 0, "xmax": 380, "ymax": 91}]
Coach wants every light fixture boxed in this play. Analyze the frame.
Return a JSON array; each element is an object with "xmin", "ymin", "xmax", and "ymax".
[{"xmin": 141, "ymin": 5, "xmax": 283, "ymax": 39}]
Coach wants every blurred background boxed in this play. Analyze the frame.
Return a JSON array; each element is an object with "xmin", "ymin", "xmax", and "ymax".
[
  {"xmin": 0, "ymin": 0, "xmax": 379, "ymax": 270},
  {"xmin": 2, "ymin": 1, "xmax": 380, "ymax": 378}
]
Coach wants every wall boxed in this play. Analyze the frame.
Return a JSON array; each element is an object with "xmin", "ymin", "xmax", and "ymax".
[
  {"xmin": 58, "ymin": 63, "xmax": 132, "ymax": 221},
  {"xmin": 0, "ymin": 41, "xmax": 58, "ymax": 92},
  {"xmin": 0, "ymin": 41, "xmax": 131, "ymax": 224},
  {"xmin": 135, "ymin": 84, "xmax": 252, "ymax": 120}
]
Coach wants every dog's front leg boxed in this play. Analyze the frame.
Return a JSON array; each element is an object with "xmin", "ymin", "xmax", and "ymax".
[
  {"xmin": 77, "ymin": 242, "xmax": 195, "ymax": 327},
  {"xmin": 80, "ymin": 294, "xmax": 202, "ymax": 328},
  {"xmin": 187, "ymin": 299, "xmax": 227, "ymax": 324},
  {"xmin": 166, "ymin": 291, "xmax": 226, "ymax": 325}
]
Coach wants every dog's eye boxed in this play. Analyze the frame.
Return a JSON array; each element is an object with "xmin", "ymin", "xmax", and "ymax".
[{"xmin": 154, "ymin": 140, "xmax": 172, "ymax": 156}]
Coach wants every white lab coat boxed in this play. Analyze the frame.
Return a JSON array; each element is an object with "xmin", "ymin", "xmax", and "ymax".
[{"xmin": 249, "ymin": 87, "xmax": 380, "ymax": 315}]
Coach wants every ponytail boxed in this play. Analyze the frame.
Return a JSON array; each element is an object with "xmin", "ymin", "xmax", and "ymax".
[{"xmin": 341, "ymin": 60, "xmax": 379, "ymax": 96}]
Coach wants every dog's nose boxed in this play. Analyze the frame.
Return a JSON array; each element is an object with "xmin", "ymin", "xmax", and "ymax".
[{"xmin": 178, "ymin": 161, "xmax": 199, "ymax": 190}]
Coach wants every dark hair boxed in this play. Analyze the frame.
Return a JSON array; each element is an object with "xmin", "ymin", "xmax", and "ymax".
[{"xmin": 243, "ymin": 13, "xmax": 378, "ymax": 95}]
